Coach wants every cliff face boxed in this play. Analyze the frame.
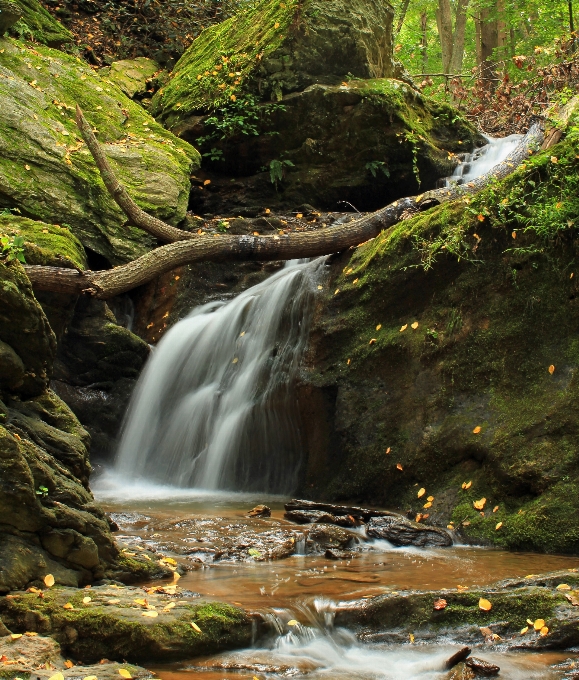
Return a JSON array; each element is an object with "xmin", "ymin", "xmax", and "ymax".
[{"xmin": 299, "ymin": 118, "xmax": 579, "ymax": 553}]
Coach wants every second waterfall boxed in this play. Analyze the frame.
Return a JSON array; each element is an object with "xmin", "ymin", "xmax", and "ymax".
[{"xmin": 114, "ymin": 258, "xmax": 327, "ymax": 493}]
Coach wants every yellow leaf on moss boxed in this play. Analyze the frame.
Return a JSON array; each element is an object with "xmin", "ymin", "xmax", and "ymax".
[
  {"xmin": 540, "ymin": 626, "xmax": 549, "ymax": 636},
  {"xmin": 533, "ymin": 619, "xmax": 545, "ymax": 630},
  {"xmin": 44, "ymin": 574, "xmax": 55, "ymax": 587},
  {"xmin": 556, "ymin": 584, "xmax": 571, "ymax": 590},
  {"xmin": 417, "ymin": 488, "xmax": 426, "ymax": 498},
  {"xmin": 473, "ymin": 498, "xmax": 487, "ymax": 510},
  {"xmin": 520, "ymin": 626, "xmax": 528, "ymax": 635},
  {"xmin": 400, "ymin": 324, "xmax": 408, "ymax": 332},
  {"xmin": 411, "ymin": 321, "xmax": 419, "ymax": 329},
  {"xmin": 63, "ymin": 603, "xmax": 74, "ymax": 610},
  {"xmin": 472, "ymin": 426, "xmax": 481, "ymax": 434},
  {"xmin": 495, "ymin": 522, "xmax": 503, "ymax": 530},
  {"xmin": 191, "ymin": 622, "xmax": 202, "ymax": 633},
  {"xmin": 548, "ymin": 364, "xmax": 555, "ymax": 374},
  {"xmin": 478, "ymin": 598, "xmax": 492, "ymax": 611},
  {"xmin": 396, "ymin": 463, "xmax": 403, "ymax": 471},
  {"xmin": 119, "ymin": 670, "xmax": 132, "ymax": 679}
]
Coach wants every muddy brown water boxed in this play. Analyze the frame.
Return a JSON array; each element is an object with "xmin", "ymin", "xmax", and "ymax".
[{"xmin": 97, "ymin": 487, "xmax": 579, "ymax": 680}]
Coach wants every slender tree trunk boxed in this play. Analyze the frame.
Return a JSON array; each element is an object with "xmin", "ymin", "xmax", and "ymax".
[
  {"xmin": 436, "ymin": 0, "xmax": 454, "ymax": 73},
  {"xmin": 479, "ymin": 4, "xmax": 499, "ymax": 83},
  {"xmin": 395, "ymin": 0, "xmax": 411, "ymax": 36},
  {"xmin": 449, "ymin": 0, "xmax": 470, "ymax": 74},
  {"xmin": 421, "ymin": 11, "xmax": 428, "ymax": 74}
]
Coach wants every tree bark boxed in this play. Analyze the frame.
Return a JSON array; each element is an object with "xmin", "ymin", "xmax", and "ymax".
[
  {"xmin": 449, "ymin": 0, "xmax": 470, "ymax": 74},
  {"xmin": 23, "ymin": 123, "xmax": 545, "ymax": 300},
  {"xmin": 420, "ymin": 11, "xmax": 428, "ymax": 74},
  {"xmin": 436, "ymin": 0, "xmax": 454, "ymax": 74}
]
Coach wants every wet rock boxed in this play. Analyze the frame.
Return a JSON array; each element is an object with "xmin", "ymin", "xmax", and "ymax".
[
  {"xmin": 0, "ymin": 340, "xmax": 25, "ymax": 391},
  {"xmin": 366, "ymin": 516, "xmax": 453, "ymax": 547},
  {"xmin": 101, "ymin": 57, "xmax": 160, "ymax": 99},
  {"xmin": 0, "ymin": 614, "xmax": 10, "ymax": 635},
  {"xmin": 306, "ymin": 524, "xmax": 355, "ymax": 551},
  {"xmin": 0, "ymin": 631, "xmax": 63, "ymax": 666},
  {"xmin": 324, "ymin": 548, "xmax": 358, "ymax": 560},
  {"xmin": 445, "ymin": 646, "xmax": 471, "ymax": 669},
  {"xmin": 248, "ymin": 505, "xmax": 271, "ymax": 518},
  {"xmin": 285, "ymin": 498, "xmax": 397, "ymax": 522},
  {"xmin": 445, "ymin": 663, "xmax": 476, "ymax": 680},
  {"xmin": 0, "ymin": 585, "xmax": 252, "ymax": 662},
  {"xmin": 465, "ymin": 657, "xmax": 500, "ymax": 676},
  {"xmin": 0, "ymin": 37, "xmax": 198, "ymax": 264}
]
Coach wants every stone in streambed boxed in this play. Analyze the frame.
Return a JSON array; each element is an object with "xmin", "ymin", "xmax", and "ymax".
[
  {"xmin": 445, "ymin": 663, "xmax": 476, "ymax": 680},
  {"xmin": 366, "ymin": 515, "xmax": 453, "ymax": 547},
  {"xmin": 247, "ymin": 504, "xmax": 271, "ymax": 517},
  {"xmin": 465, "ymin": 657, "xmax": 500, "ymax": 676},
  {"xmin": 306, "ymin": 524, "xmax": 355, "ymax": 551},
  {"xmin": 0, "ymin": 585, "xmax": 253, "ymax": 663},
  {"xmin": 444, "ymin": 646, "xmax": 471, "ymax": 669}
]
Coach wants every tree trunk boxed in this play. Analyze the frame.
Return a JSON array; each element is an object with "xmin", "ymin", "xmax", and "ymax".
[
  {"xmin": 23, "ymin": 123, "xmax": 545, "ymax": 300},
  {"xmin": 421, "ymin": 11, "xmax": 428, "ymax": 74},
  {"xmin": 449, "ymin": 0, "xmax": 470, "ymax": 74},
  {"xmin": 436, "ymin": 0, "xmax": 454, "ymax": 74},
  {"xmin": 395, "ymin": 0, "xmax": 412, "ymax": 36},
  {"xmin": 479, "ymin": 4, "xmax": 499, "ymax": 82}
]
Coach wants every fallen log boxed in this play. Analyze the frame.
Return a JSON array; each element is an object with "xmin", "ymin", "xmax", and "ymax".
[{"xmin": 23, "ymin": 116, "xmax": 545, "ymax": 299}]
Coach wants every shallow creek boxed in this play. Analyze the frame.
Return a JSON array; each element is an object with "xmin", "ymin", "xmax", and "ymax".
[{"xmin": 96, "ymin": 481, "xmax": 579, "ymax": 680}]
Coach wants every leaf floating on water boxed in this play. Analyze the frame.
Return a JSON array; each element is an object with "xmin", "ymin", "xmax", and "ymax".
[
  {"xmin": 44, "ymin": 574, "xmax": 55, "ymax": 588},
  {"xmin": 548, "ymin": 364, "xmax": 555, "ymax": 374},
  {"xmin": 495, "ymin": 522, "xmax": 503, "ymax": 530},
  {"xmin": 396, "ymin": 463, "xmax": 403, "ymax": 471},
  {"xmin": 433, "ymin": 598, "xmax": 447, "ymax": 610},
  {"xmin": 119, "ymin": 669, "xmax": 132, "ymax": 679},
  {"xmin": 556, "ymin": 584, "xmax": 571, "ymax": 590},
  {"xmin": 417, "ymin": 488, "xmax": 426, "ymax": 498},
  {"xmin": 191, "ymin": 622, "xmax": 202, "ymax": 633},
  {"xmin": 472, "ymin": 426, "xmax": 481, "ymax": 434},
  {"xmin": 473, "ymin": 498, "xmax": 486, "ymax": 510},
  {"xmin": 400, "ymin": 324, "xmax": 408, "ymax": 332},
  {"xmin": 533, "ymin": 619, "xmax": 545, "ymax": 630},
  {"xmin": 479, "ymin": 598, "xmax": 492, "ymax": 611},
  {"xmin": 287, "ymin": 620, "xmax": 298, "ymax": 626}
]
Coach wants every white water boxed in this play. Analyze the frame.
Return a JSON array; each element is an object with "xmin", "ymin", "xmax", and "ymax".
[
  {"xmin": 114, "ymin": 258, "xmax": 326, "ymax": 493},
  {"xmin": 444, "ymin": 133, "xmax": 523, "ymax": 186}
]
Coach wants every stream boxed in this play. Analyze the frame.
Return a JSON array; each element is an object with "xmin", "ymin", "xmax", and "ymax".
[
  {"xmin": 94, "ymin": 484, "xmax": 579, "ymax": 680},
  {"xmin": 94, "ymin": 134, "xmax": 579, "ymax": 680}
]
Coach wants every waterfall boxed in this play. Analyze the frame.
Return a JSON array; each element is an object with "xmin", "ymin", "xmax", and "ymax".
[
  {"xmin": 444, "ymin": 133, "xmax": 523, "ymax": 186},
  {"xmin": 114, "ymin": 258, "xmax": 326, "ymax": 493}
]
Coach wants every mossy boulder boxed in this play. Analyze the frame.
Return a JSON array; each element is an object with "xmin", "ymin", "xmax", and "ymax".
[
  {"xmin": 9, "ymin": 0, "xmax": 73, "ymax": 46},
  {"xmin": 0, "ymin": 37, "xmax": 199, "ymax": 264},
  {"xmin": 299, "ymin": 120, "xmax": 579, "ymax": 553},
  {"xmin": 152, "ymin": 0, "xmax": 399, "ymax": 128},
  {"xmin": 0, "ymin": 0, "xmax": 21, "ymax": 34},
  {"xmin": 334, "ymin": 570, "xmax": 579, "ymax": 650},
  {"xmin": 0, "ymin": 585, "xmax": 253, "ymax": 662},
  {"xmin": 101, "ymin": 57, "xmax": 160, "ymax": 99}
]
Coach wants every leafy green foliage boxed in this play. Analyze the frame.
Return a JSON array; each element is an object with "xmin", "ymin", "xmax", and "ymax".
[
  {"xmin": 35, "ymin": 485, "xmax": 49, "ymax": 498},
  {"xmin": 269, "ymin": 158, "xmax": 294, "ymax": 186},
  {"xmin": 365, "ymin": 160, "xmax": 391, "ymax": 178},
  {"xmin": 0, "ymin": 235, "xmax": 26, "ymax": 264}
]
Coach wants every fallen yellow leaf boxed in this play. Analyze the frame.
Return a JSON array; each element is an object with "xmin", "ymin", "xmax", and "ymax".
[
  {"xmin": 479, "ymin": 598, "xmax": 492, "ymax": 611},
  {"xmin": 464, "ymin": 481, "xmax": 472, "ymax": 489},
  {"xmin": 287, "ymin": 620, "xmax": 298, "ymax": 626},
  {"xmin": 427, "ymin": 495, "xmax": 434, "ymax": 502},
  {"xmin": 396, "ymin": 463, "xmax": 403, "ymax": 471},
  {"xmin": 409, "ymin": 633, "xmax": 415, "ymax": 642},
  {"xmin": 472, "ymin": 426, "xmax": 481, "ymax": 434},
  {"xmin": 119, "ymin": 670, "xmax": 132, "ymax": 679},
  {"xmin": 493, "ymin": 506, "xmax": 499, "ymax": 513},
  {"xmin": 417, "ymin": 488, "xmax": 426, "ymax": 498},
  {"xmin": 203, "ymin": 179, "xmax": 211, "ymax": 186},
  {"xmin": 134, "ymin": 598, "xmax": 147, "ymax": 606},
  {"xmin": 48, "ymin": 674, "xmax": 64, "ymax": 680},
  {"xmin": 385, "ymin": 447, "xmax": 391, "ymax": 454},
  {"xmin": 191, "ymin": 621, "xmax": 202, "ymax": 633},
  {"xmin": 400, "ymin": 324, "xmax": 408, "ymax": 332},
  {"xmin": 423, "ymin": 501, "xmax": 432, "ymax": 509},
  {"xmin": 64, "ymin": 660, "xmax": 74, "ymax": 669},
  {"xmin": 142, "ymin": 611, "xmax": 158, "ymax": 618},
  {"xmin": 495, "ymin": 522, "xmax": 503, "ymax": 530},
  {"xmin": 163, "ymin": 602, "xmax": 176, "ymax": 610},
  {"xmin": 520, "ymin": 626, "xmax": 528, "ymax": 635},
  {"xmin": 376, "ymin": 324, "xmax": 382, "ymax": 331},
  {"xmin": 44, "ymin": 574, "xmax": 55, "ymax": 587},
  {"xmin": 83, "ymin": 676, "xmax": 98, "ymax": 680},
  {"xmin": 10, "ymin": 634, "xmax": 23, "ymax": 640},
  {"xmin": 540, "ymin": 626, "xmax": 549, "ymax": 636},
  {"xmin": 534, "ymin": 619, "xmax": 545, "ymax": 630},
  {"xmin": 512, "ymin": 231, "xmax": 517, "ymax": 239},
  {"xmin": 411, "ymin": 321, "xmax": 419, "ymax": 330},
  {"xmin": 548, "ymin": 364, "xmax": 555, "ymax": 374},
  {"xmin": 556, "ymin": 584, "xmax": 571, "ymax": 590},
  {"xmin": 369, "ymin": 338, "xmax": 377, "ymax": 345},
  {"xmin": 473, "ymin": 498, "xmax": 487, "ymax": 510},
  {"xmin": 63, "ymin": 603, "xmax": 74, "ymax": 610}
]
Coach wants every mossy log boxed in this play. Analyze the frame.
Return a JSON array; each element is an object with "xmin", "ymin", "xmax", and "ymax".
[{"xmin": 23, "ymin": 114, "xmax": 545, "ymax": 299}]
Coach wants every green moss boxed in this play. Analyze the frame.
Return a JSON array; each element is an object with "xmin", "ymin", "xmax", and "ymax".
[
  {"xmin": 0, "ymin": 215, "xmax": 86, "ymax": 268},
  {"xmin": 10, "ymin": 0, "xmax": 73, "ymax": 46},
  {"xmin": 152, "ymin": 0, "xmax": 299, "ymax": 119}
]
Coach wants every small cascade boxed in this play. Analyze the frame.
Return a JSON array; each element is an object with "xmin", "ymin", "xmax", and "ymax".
[
  {"xmin": 114, "ymin": 258, "xmax": 326, "ymax": 493},
  {"xmin": 443, "ymin": 133, "xmax": 523, "ymax": 186}
]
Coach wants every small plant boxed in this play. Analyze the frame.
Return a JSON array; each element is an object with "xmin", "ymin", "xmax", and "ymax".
[
  {"xmin": 202, "ymin": 147, "xmax": 224, "ymax": 162},
  {"xmin": 0, "ymin": 207, "xmax": 20, "ymax": 217},
  {"xmin": 426, "ymin": 328, "xmax": 439, "ymax": 341},
  {"xmin": 365, "ymin": 160, "xmax": 390, "ymax": 178},
  {"xmin": 35, "ymin": 485, "xmax": 49, "ymax": 498},
  {"xmin": 447, "ymin": 308, "xmax": 463, "ymax": 335},
  {"xmin": 0, "ymin": 235, "xmax": 26, "ymax": 263},
  {"xmin": 216, "ymin": 220, "xmax": 230, "ymax": 232},
  {"xmin": 269, "ymin": 159, "xmax": 295, "ymax": 186}
]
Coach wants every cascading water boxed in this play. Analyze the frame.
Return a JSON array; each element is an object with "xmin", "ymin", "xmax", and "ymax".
[
  {"xmin": 443, "ymin": 133, "xmax": 523, "ymax": 186},
  {"xmin": 113, "ymin": 258, "xmax": 326, "ymax": 493}
]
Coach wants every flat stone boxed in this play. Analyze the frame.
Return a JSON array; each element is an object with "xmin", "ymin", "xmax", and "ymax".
[{"xmin": 465, "ymin": 657, "xmax": 500, "ymax": 676}]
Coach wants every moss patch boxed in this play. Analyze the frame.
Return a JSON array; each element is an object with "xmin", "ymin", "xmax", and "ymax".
[{"xmin": 10, "ymin": 0, "xmax": 73, "ymax": 47}]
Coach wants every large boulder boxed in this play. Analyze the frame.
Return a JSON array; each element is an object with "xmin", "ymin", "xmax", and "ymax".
[
  {"xmin": 9, "ymin": 0, "xmax": 73, "ymax": 46},
  {"xmin": 152, "ymin": 0, "xmax": 399, "ymax": 128},
  {"xmin": 150, "ymin": 0, "xmax": 478, "ymax": 214},
  {"xmin": 366, "ymin": 516, "xmax": 452, "ymax": 547},
  {"xmin": 0, "ymin": 37, "xmax": 199, "ymax": 264},
  {"xmin": 101, "ymin": 57, "xmax": 161, "ymax": 99}
]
